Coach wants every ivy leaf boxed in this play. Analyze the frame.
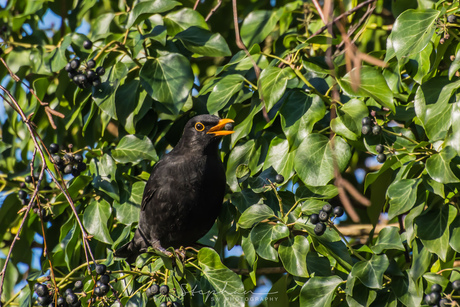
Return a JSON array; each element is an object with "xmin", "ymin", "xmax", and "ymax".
[
  {"xmin": 351, "ymin": 254, "xmax": 389, "ymax": 289},
  {"xmin": 386, "ymin": 178, "xmax": 422, "ymax": 220},
  {"xmin": 83, "ymin": 199, "xmax": 113, "ymax": 244},
  {"xmin": 113, "ymin": 181, "xmax": 145, "ymax": 225},
  {"xmin": 197, "ymin": 248, "xmax": 244, "ymax": 307},
  {"xmin": 338, "ymin": 66, "xmax": 395, "ymax": 113},
  {"xmin": 164, "ymin": 8, "xmax": 208, "ymax": 36},
  {"xmin": 112, "ymin": 135, "xmax": 158, "ymax": 164},
  {"xmin": 278, "ymin": 236, "xmax": 309, "ymax": 277},
  {"xmin": 250, "ymin": 223, "xmax": 289, "ymax": 261},
  {"xmin": 391, "ymin": 9, "xmax": 440, "ymax": 60},
  {"xmin": 90, "ymin": 154, "xmax": 119, "ymax": 202},
  {"xmin": 139, "ymin": 53, "xmax": 193, "ymax": 115},
  {"xmin": 415, "ymin": 205, "xmax": 457, "ymax": 261},
  {"xmin": 175, "ymin": 26, "xmax": 231, "ymax": 57},
  {"xmin": 371, "ymin": 227, "xmax": 405, "ymax": 254},
  {"xmin": 295, "ymin": 134, "xmax": 351, "ymax": 186},
  {"xmin": 241, "ymin": 9, "xmax": 283, "ymax": 47},
  {"xmin": 258, "ymin": 66, "xmax": 296, "ymax": 111},
  {"xmin": 238, "ymin": 204, "xmax": 275, "ymax": 229},
  {"xmin": 207, "ymin": 74, "xmax": 245, "ymax": 114},
  {"xmin": 426, "ymin": 146, "xmax": 460, "ymax": 184},
  {"xmin": 299, "ymin": 276, "xmax": 343, "ymax": 306},
  {"xmin": 44, "ymin": 34, "xmax": 72, "ymax": 73},
  {"xmin": 127, "ymin": 0, "xmax": 181, "ymax": 28}
]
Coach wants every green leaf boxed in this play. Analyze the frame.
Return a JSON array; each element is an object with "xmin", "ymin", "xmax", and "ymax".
[
  {"xmin": 175, "ymin": 26, "xmax": 231, "ymax": 57},
  {"xmin": 338, "ymin": 66, "xmax": 395, "ymax": 113},
  {"xmin": 295, "ymin": 185, "xmax": 339, "ymax": 200},
  {"xmin": 351, "ymin": 254, "xmax": 389, "ymax": 289},
  {"xmin": 279, "ymin": 91, "xmax": 326, "ymax": 149},
  {"xmin": 207, "ymin": 74, "xmax": 245, "ymax": 114},
  {"xmin": 331, "ymin": 99, "xmax": 369, "ymax": 141},
  {"xmin": 112, "ymin": 135, "xmax": 158, "ymax": 164},
  {"xmin": 278, "ymin": 236, "xmax": 309, "ymax": 277},
  {"xmin": 450, "ymin": 216, "xmax": 460, "ymax": 253},
  {"xmin": 226, "ymin": 140, "xmax": 255, "ymax": 191},
  {"xmin": 127, "ymin": 0, "xmax": 181, "ymax": 28},
  {"xmin": 90, "ymin": 154, "xmax": 119, "ymax": 202},
  {"xmin": 426, "ymin": 146, "xmax": 460, "ymax": 184},
  {"xmin": 0, "ymin": 258, "xmax": 18, "ymax": 302},
  {"xmin": 410, "ymin": 239, "xmax": 432, "ymax": 281},
  {"xmin": 449, "ymin": 49, "xmax": 460, "ymax": 79},
  {"xmin": 258, "ymin": 66, "xmax": 296, "ymax": 111},
  {"xmin": 250, "ymin": 223, "xmax": 289, "ymax": 261},
  {"xmin": 392, "ymin": 273, "xmax": 423, "ymax": 306},
  {"xmin": 197, "ymin": 248, "xmax": 244, "ymax": 307},
  {"xmin": 263, "ymin": 137, "xmax": 295, "ymax": 180},
  {"xmin": 139, "ymin": 53, "xmax": 193, "ymax": 115},
  {"xmin": 164, "ymin": 8, "xmax": 208, "ymax": 36},
  {"xmin": 415, "ymin": 205, "xmax": 457, "ymax": 261},
  {"xmin": 295, "ymin": 134, "xmax": 351, "ymax": 186},
  {"xmin": 299, "ymin": 276, "xmax": 343, "ymax": 307},
  {"xmin": 83, "ymin": 199, "xmax": 113, "ymax": 244},
  {"xmin": 18, "ymin": 284, "xmax": 32, "ymax": 307},
  {"xmin": 386, "ymin": 178, "xmax": 422, "ymax": 220},
  {"xmin": 113, "ymin": 181, "xmax": 145, "ymax": 225},
  {"xmin": 44, "ymin": 34, "xmax": 72, "ymax": 73},
  {"xmin": 414, "ymin": 77, "xmax": 460, "ymax": 140},
  {"xmin": 238, "ymin": 204, "xmax": 275, "ymax": 228},
  {"xmin": 92, "ymin": 62, "xmax": 129, "ymax": 120},
  {"xmin": 391, "ymin": 9, "xmax": 440, "ymax": 60},
  {"xmin": 371, "ymin": 227, "xmax": 405, "ymax": 254},
  {"xmin": 241, "ymin": 9, "xmax": 283, "ymax": 47}
]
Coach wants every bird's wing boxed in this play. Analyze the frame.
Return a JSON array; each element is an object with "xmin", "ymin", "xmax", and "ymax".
[{"xmin": 140, "ymin": 160, "xmax": 163, "ymax": 211}]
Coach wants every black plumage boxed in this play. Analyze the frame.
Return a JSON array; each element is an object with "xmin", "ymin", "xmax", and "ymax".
[{"xmin": 114, "ymin": 115, "xmax": 234, "ymax": 263}]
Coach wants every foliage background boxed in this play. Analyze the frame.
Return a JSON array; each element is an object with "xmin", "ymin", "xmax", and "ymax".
[{"xmin": 0, "ymin": 0, "xmax": 460, "ymax": 306}]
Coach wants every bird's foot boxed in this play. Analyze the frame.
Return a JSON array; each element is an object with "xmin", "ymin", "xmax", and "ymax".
[
  {"xmin": 153, "ymin": 243, "xmax": 173, "ymax": 257},
  {"xmin": 175, "ymin": 247, "xmax": 186, "ymax": 261}
]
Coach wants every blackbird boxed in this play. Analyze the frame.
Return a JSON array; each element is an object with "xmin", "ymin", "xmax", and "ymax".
[{"xmin": 115, "ymin": 115, "xmax": 234, "ymax": 263}]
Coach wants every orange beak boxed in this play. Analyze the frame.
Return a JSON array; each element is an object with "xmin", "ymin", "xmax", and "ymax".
[{"xmin": 207, "ymin": 119, "xmax": 235, "ymax": 136}]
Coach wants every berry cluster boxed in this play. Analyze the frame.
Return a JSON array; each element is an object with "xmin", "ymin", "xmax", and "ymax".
[
  {"xmin": 361, "ymin": 117, "xmax": 387, "ymax": 163},
  {"xmin": 94, "ymin": 264, "xmax": 111, "ymax": 297},
  {"xmin": 145, "ymin": 283, "xmax": 181, "ymax": 306},
  {"xmin": 64, "ymin": 40, "xmax": 105, "ymax": 90},
  {"xmin": 310, "ymin": 203, "xmax": 344, "ymax": 236},
  {"xmin": 34, "ymin": 283, "xmax": 53, "ymax": 306},
  {"xmin": 425, "ymin": 280, "xmax": 460, "ymax": 306},
  {"xmin": 50, "ymin": 143, "xmax": 86, "ymax": 177}
]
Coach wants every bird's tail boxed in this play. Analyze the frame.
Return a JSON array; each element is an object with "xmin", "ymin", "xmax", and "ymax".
[{"xmin": 114, "ymin": 229, "xmax": 147, "ymax": 264}]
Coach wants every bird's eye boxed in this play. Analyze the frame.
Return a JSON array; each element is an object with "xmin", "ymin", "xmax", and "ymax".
[{"xmin": 195, "ymin": 122, "xmax": 205, "ymax": 131}]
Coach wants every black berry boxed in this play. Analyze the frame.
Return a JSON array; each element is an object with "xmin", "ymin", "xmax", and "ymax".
[
  {"xmin": 310, "ymin": 213, "xmax": 319, "ymax": 224},
  {"xmin": 94, "ymin": 286, "xmax": 103, "ymax": 297},
  {"xmin": 275, "ymin": 174, "xmax": 284, "ymax": 184},
  {"xmin": 439, "ymin": 298, "xmax": 450, "ymax": 307},
  {"xmin": 74, "ymin": 154, "xmax": 83, "ymax": 163},
  {"xmin": 87, "ymin": 70, "xmax": 96, "ymax": 81},
  {"xmin": 428, "ymin": 291, "xmax": 441, "ymax": 306},
  {"xmin": 66, "ymin": 293, "xmax": 78, "ymax": 305},
  {"xmin": 99, "ymin": 283, "xmax": 109, "ymax": 294},
  {"xmin": 159, "ymin": 284, "xmax": 169, "ymax": 295},
  {"xmin": 372, "ymin": 125, "xmax": 381, "ymax": 135},
  {"xmin": 95, "ymin": 264, "xmax": 107, "ymax": 275},
  {"xmin": 74, "ymin": 280, "xmax": 83, "ymax": 290},
  {"xmin": 376, "ymin": 144, "xmax": 384, "ymax": 153},
  {"xmin": 87, "ymin": 59, "xmax": 96, "ymax": 69},
  {"xmin": 149, "ymin": 284, "xmax": 160, "ymax": 296},
  {"xmin": 70, "ymin": 59, "xmax": 80, "ymax": 70},
  {"xmin": 25, "ymin": 175, "xmax": 33, "ymax": 183},
  {"xmin": 362, "ymin": 117, "xmax": 372, "ymax": 126},
  {"xmin": 71, "ymin": 301, "xmax": 81, "ymax": 307},
  {"xmin": 100, "ymin": 274, "xmax": 110, "ymax": 285},
  {"xmin": 64, "ymin": 165, "xmax": 73, "ymax": 174},
  {"xmin": 50, "ymin": 143, "xmax": 59, "ymax": 154},
  {"xmin": 452, "ymin": 279, "xmax": 460, "ymax": 290},
  {"xmin": 18, "ymin": 190, "xmax": 27, "ymax": 200},
  {"xmin": 96, "ymin": 66, "xmax": 105, "ymax": 76},
  {"xmin": 37, "ymin": 295, "xmax": 52, "ymax": 305},
  {"xmin": 71, "ymin": 168, "xmax": 81, "ymax": 177},
  {"xmin": 361, "ymin": 124, "xmax": 371, "ymax": 135},
  {"xmin": 34, "ymin": 283, "xmax": 41, "ymax": 291},
  {"xmin": 53, "ymin": 155, "xmax": 61, "ymax": 164},
  {"xmin": 318, "ymin": 210, "xmax": 329, "ymax": 222},
  {"xmin": 448, "ymin": 15, "xmax": 457, "ymax": 23},
  {"xmin": 224, "ymin": 122, "xmax": 233, "ymax": 131},
  {"xmin": 333, "ymin": 206, "xmax": 344, "ymax": 217},
  {"xmin": 65, "ymin": 63, "xmax": 74, "ymax": 72},
  {"xmin": 76, "ymin": 162, "xmax": 87, "ymax": 172},
  {"xmin": 83, "ymin": 40, "xmax": 92, "ymax": 49},
  {"xmin": 322, "ymin": 204, "xmax": 332, "ymax": 214},
  {"xmin": 314, "ymin": 222, "xmax": 326, "ymax": 236},
  {"xmin": 35, "ymin": 283, "xmax": 49, "ymax": 297},
  {"xmin": 431, "ymin": 283, "xmax": 442, "ymax": 293},
  {"xmin": 57, "ymin": 297, "xmax": 66, "ymax": 307},
  {"xmin": 377, "ymin": 153, "xmax": 387, "ymax": 163}
]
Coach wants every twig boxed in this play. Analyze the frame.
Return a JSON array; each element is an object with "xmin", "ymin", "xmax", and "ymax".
[
  {"xmin": 311, "ymin": 0, "xmax": 327, "ymax": 24},
  {"xmin": 205, "ymin": 0, "xmax": 222, "ymax": 22},
  {"xmin": 193, "ymin": 0, "xmax": 200, "ymax": 10},
  {"xmin": 310, "ymin": 0, "xmax": 378, "ymax": 39}
]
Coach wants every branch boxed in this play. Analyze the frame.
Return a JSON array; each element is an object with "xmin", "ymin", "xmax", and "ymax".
[{"xmin": 205, "ymin": 0, "xmax": 222, "ymax": 22}]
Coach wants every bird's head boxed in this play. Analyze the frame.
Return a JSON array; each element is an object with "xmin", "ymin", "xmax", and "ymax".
[{"xmin": 175, "ymin": 115, "xmax": 235, "ymax": 154}]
